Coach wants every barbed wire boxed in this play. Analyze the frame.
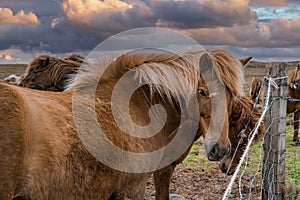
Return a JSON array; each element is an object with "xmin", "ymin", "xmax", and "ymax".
[
  {"xmin": 218, "ymin": 71, "xmax": 300, "ymax": 199},
  {"xmin": 221, "ymin": 76, "xmax": 275, "ymax": 200}
]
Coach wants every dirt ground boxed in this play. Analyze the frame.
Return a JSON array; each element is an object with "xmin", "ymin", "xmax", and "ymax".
[{"xmin": 144, "ymin": 161, "xmax": 261, "ymax": 200}]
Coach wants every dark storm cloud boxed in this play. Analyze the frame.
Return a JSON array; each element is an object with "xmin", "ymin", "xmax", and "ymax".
[
  {"xmin": 150, "ymin": 0, "xmax": 257, "ymax": 28},
  {"xmin": 0, "ymin": 0, "xmax": 258, "ymax": 56},
  {"xmin": 0, "ymin": 0, "xmax": 104, "ymax": 53},
  {"xmin": 0, "ymin": 21, "xmax": 101, "ymax": 53},
  {"xmin": 0, "ymin": 0, "xmax": 300, "ymax": 63}
]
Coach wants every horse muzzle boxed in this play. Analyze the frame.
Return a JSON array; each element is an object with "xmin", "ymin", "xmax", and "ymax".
[{"xmin": 207, "ymin": 143, "xmax": 231, "ymax": 161}]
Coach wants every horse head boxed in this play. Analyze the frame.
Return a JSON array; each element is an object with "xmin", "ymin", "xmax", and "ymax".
[
  {"xmin": 18, "ymin": 55, "xmax": 80, "ymax": 91},
  {"xmin": 219, "ymin": 96, "xmax": 264, "ymax": 175}
]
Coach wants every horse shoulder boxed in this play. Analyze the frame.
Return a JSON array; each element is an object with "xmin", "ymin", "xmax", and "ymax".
[
  {"xmin": 0, "ymin": 85, "xmax": 76, "ymax": 199},
  {"xmin": 0, "ymin": 82, "xmax": 28, "ymax": 199}
]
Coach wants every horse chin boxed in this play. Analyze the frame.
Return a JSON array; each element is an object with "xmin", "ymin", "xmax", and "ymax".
[{"xmin": 220, "ymin": 162, "xmax": 236, "ymax": 175}]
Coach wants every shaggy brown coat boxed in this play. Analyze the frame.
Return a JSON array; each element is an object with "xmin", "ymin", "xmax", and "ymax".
[{"xmin": 18, "ymin": 55, "xmax": 81, "ymax": 91}]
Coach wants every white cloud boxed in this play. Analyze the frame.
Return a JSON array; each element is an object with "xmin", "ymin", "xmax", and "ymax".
[{"xmin": 0, "ymin": 8, "xmax": 39, "ymax": 25}]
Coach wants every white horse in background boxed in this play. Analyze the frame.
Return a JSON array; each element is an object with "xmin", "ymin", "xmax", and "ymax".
[{"xmin": 3, "ymin": 74, "xmax": 22, "ymax": 85}]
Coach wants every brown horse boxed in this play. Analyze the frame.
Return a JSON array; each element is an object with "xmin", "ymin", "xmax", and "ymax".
[
  {"xmin": 287, "ymin": 63, "xmax": 300, "ymax": 142},
  {"xmin": 249, "ymin": 77, "xmax": 263, "ymax": 103},
  {"xmin": 219, "ymin": 96, "xmax": 264, "ymax": 175},
  {"xmin": 18, "ymin": 55, "xmax": 81, "ymax": 91},
  {"xmin": 152, "ymin": 55, "xmax": 261, "ymax": 200},
  {"xmin": 0, "ymin": 50, "xmax": 235, "ymax": 200}
]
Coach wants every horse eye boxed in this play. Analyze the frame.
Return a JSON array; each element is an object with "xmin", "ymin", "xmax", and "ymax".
[{"xmin": 199, "ymin": 89, "xmax": 207, "ymax": 97}]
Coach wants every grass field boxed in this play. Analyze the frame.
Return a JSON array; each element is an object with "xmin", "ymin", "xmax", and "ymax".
[{"xmin": 0, "ymin": 64, "xmax": 26, "ymax": 80}]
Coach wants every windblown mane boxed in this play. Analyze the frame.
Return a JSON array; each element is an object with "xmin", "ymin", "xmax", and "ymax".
[
  {"xmin": 208, "ymin": 49, "xmax": 245, "ymax": 97},
  {"xmin": 66, "ymin": 49, "xmax": 244, "ymax": 100},
  {"xmin": 66, "ymin": 51, "xmax": 201, "ymax": 102}
]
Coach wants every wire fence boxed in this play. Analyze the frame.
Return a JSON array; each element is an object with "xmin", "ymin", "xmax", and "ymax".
[{"xmin": 219, "ymin": 63, "xmax": 300, "ymax": 200}]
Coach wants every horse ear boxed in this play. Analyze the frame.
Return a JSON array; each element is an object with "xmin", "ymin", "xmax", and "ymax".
[
  {"xmin": 239, "ymin": 56, "xmax": 252, "ymax": 66},
  {"xmin": 199, "ymin": 53, "xmax": 220, "ymax": 83},
  {"xmin": 297, "ymin": 63, "xmax": 300, "ymax": 70},
  {"xmin": 199, "ymin": 53, "xmax": 213, "ymax": 75},
  {"xmin": 41, "ymin": 57, "xmax": 50, "ymax": 68}
]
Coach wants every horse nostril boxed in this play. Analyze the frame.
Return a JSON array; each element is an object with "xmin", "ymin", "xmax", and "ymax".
[
  {"xmin": 209, "ymin": 144, "xmax": 219, "ymax": 157},
  {"xmin": 221, "ymin": 163, "xmax": 227, "ymax": 172}
]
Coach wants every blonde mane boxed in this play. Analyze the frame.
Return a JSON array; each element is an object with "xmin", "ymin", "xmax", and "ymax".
[
  {"xmin": 208, "ymin": 49, "xmax": 245, "ymax": 96},
  {"xmin": 66, "ymin": 52, "xmax": 200, "ymax": 102},
  {"xmin": 66, "ymin": 49, "xmax": 244, "ymax": 99}
]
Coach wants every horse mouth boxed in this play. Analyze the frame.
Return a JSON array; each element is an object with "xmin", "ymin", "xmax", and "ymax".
[{"xmin": 207, "ymin": 144, "xmax": 231, "ymax": 161}]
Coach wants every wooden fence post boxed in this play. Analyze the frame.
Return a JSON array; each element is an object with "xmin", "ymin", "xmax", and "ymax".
[{"xmin": 262, "ymin": 62, "xmax": 287, "ymax": 200}]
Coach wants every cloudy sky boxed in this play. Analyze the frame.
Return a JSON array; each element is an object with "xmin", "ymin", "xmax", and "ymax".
[{"xmin": 0, "ymin": 0, "xmax": 300, "ymax": 63}]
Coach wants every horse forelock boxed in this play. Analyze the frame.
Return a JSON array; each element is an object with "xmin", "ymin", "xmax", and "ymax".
[
  {"xmin": 134, "ymin": 60, "xmax": 199, "ymax": 103},
  {"xmin": 208, "ymin": 49, "xmax": 245, "ymax": 97}
]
